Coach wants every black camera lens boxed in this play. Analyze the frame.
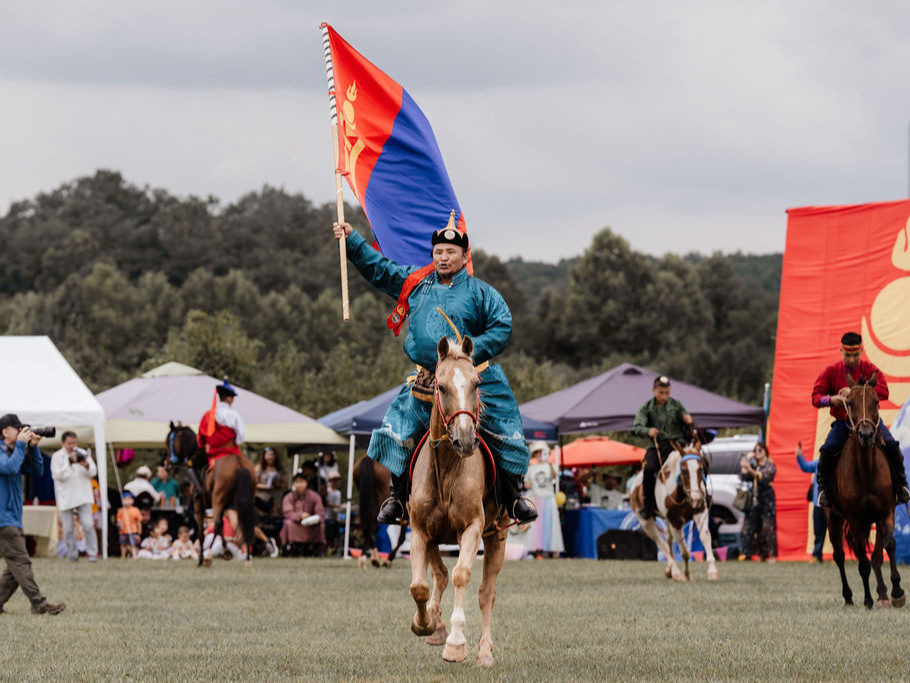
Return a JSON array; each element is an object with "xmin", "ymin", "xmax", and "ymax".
[{"xmin": 31, "ymin": 426, "xmax": 56, "ymax": 438}]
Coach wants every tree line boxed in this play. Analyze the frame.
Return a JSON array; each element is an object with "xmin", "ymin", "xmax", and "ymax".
[{"xmin": 0, "ymin": 171, "xmax": 780, "ymax": 417}]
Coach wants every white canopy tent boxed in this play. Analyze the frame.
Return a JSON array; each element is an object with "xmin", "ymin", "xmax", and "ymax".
[{"xmin": 0, "ymin": 337, "xmax": 109, "ymax": 556}]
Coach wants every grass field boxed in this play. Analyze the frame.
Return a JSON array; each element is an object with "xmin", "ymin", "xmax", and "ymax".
[{"xmin": 1, "ymin": 555, "xmax": 908, "ymax": 680}]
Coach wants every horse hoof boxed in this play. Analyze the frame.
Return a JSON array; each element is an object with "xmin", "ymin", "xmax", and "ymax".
[
  {"xmin": 425, "ymin": 625, "xmax": 448, "ymax": 646},
  {"xmin": 202, "ymin": 557, "xmax": 212, "ymax": 568},
  {"xmin": 891, "ymin": 593, "xmax": 906, "ymax": 608},
  {"xmin": 442, "ymin": 642, "xmax": 467, "ymax": 663},
  {"xmin": 475, "ymin": 654, "xmax": 494, "ymax": 668},
  {"xmin": 664, "ymin": 567, "xmax": 673, "ymax": 579},
  {"xmin": 707, "ymin": 569, "xmax": 719, "ymax": 582},
  {"xmin": 382, "ymin": 559, "xmax": 392, "ymax": 568},
  {"xmin": 877, "ymin": 599, "xmax": 891, "ymax": 609},
  {"xmin": 411, "ymin": 617, "xmax": 434, "ymax": 637}
]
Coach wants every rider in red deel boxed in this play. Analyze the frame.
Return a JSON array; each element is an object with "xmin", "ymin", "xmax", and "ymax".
[{"xmin": 198, "ymin": 380, "xmax": 247, "ymax": 469}]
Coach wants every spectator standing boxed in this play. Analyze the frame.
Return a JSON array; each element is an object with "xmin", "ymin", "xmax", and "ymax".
[
  {"xmin": 280, "ymin": 473, "xmax": 326, "ymax": 555},
  {"xmin": 317, "ymin": 451, "xmax": 340, "ymax": 488},
  {"xmin": 796, "ymin": 443, "xmax": 826, "ymax": 564},
  {"xmin": 739, "ymin": 442, "xmax": 778, "ymax": 562},
  {"xmin": 324, "ymin": 473, "xmax": 343, "ymax": 554},
  {"xmin": 116, "ymin": 492, "xmax": 142, "ymax": 558},
  {"xmin": 50, "ymin": 431, "xmax": 99, "ymax": 562},
  {"xmin": 0, "ymin": 415, "xmax": 66, "ymax": 614},
  {"xmin": 124, "ymin": 465, "xmax": 161, "ymax": 505},
  {"xmin": 254, "ymin": 447, "xmax": 285, "ymax": 517},
  {"xmin": 523, "ymin": 442, "xmax": 564, "ymax": 558},
  {"xmin": 150, "ymin": 465, "xmax": 180, "ymax": 509}
]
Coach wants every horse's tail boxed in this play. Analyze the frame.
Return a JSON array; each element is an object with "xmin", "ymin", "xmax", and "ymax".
[
  {"xmin": 357, "ymin": 456, "xmax": 378, "ymax": 549},
  {"xmin": 234, "ymin": 467, "xmax": 256, "ymax": 553}
]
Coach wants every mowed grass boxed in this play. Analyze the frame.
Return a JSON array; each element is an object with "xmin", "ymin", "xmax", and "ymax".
[{"xmin": 0, "ymin": 555, "xmax": 907, "ymax": 680}]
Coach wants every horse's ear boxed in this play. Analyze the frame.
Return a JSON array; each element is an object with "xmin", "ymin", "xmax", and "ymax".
[
  {"xmin": 868, "ymin": 371, "xmax": 878, "ymax": 387},
  {"xmin": 846, "ymin": 373, "xmax": 855, "ymax": 388},
  {"xmin": 437, "ymin": 336, "xmax": 450, "ymax": 362},
  {"xmin": 461, "ymin": 335, "xmax": 474, "ymax": 359}
]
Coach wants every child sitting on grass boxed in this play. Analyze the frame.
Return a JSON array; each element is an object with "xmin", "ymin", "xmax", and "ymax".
[
  {"xmin": 170, "ymin": 526, "xmax": 199, "ymax": 561},
  {"xmin": 137, "ymin": 518, "xmax": 172, "ymax": 560}
]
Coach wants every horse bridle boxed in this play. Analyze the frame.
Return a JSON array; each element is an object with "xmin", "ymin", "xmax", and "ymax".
[
  {"xmin": 678, "ymin": 453, "xmax": 706, "ymax": 502},
  {"xmin": 843, "ymin": 384, "xmax": 877, "ymax": 435},
  {"xmin": 433, "ymin": 377, "xmax": 480, "ymax": 433}
]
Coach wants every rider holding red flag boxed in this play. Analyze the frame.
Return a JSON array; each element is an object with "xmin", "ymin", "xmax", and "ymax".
[
  {"xmin": 812, "ymin": 331, "xmax": 910, "ymax": 507},
  {"xmin": 198, "ymin": 380, "xmax": 247, "ymax": 468}
]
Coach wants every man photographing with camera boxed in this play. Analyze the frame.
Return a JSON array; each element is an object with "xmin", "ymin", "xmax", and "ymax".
[
  {"xmin": 0, "ymin": 414, "xmax": 65, "ymax": 615},
  {"xmin": 51, "ymin": 431, "xmax": 98, "ymax": 563}
]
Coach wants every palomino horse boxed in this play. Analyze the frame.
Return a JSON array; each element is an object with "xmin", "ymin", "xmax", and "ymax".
[
  {"xmin": 408, "ymin": 336, "xmax": 509, "ymax": 668},
  {"xmin": 166, "ymin": 422, "xmax": 257, "ymax": 567},
  {"xmin": 352, "ymin": 454, "xmax": 406, "ymax": 568},
  {"xmin": 630, "ymin": 443, "xmax": 719, "ymax": 582},
  {"xmin": 826, "ymin": 372, "xmax": 905, "ymax": 609}
]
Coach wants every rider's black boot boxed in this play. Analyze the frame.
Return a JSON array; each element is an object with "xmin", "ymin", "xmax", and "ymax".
[
  {"xmin": 640, "ymin": 468, "xmax": 657, "ymax": 519},
  {"xmin": 816, "ymin": 450, "xmax": 832, "ymax": 508},
  {"xmin": 377, "ymin": 474, "xmax": 409, "ymax": 525},
  {"xmin": 500, "ymin": 471, "xmax": 538, "ymax": 524},
  {"xmin": 884, "ymin": 441, "xmax": 910, "ymax": 504}
]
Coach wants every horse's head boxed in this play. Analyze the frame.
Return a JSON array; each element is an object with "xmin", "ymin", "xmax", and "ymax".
[
  {"xmin": 845, "ymin": 372, "xmax": 880, "ymax": 447},
  {"xmin": 435, "ymin": 336, "xmax": 481, "ymax": 457},
  {"xmin": 166, "ymin": 421, "xmax": 199, "ymax": 468},
  {"xmin": 677, "ymin": 444, "xmax": 706, "ymax": 507}
]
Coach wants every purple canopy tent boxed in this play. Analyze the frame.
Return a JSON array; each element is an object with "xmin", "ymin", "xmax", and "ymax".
[{"xmin": 520, "ymin": 363, "xmax": 765, "ymax": 434}]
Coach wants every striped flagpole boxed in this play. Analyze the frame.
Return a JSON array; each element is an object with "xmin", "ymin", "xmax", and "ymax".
[{"xmin": 321, "ymin": 23, "xmax": 350, "ymax": 322}]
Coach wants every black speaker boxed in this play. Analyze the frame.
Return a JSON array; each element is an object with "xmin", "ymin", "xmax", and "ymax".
[{"xmin": 596, "ymin": 529, "xmax": 658, "ymax": 560}]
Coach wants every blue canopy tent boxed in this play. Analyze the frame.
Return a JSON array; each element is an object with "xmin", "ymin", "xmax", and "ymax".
[{"xmin": 319, "ymin": 387, "xmax": 558, "ymax": 559}]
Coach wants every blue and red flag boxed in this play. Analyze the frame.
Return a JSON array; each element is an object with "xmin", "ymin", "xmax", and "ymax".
[{"xmin": 320, "ymin": 24, "xmax": 469, "ymax": 270}]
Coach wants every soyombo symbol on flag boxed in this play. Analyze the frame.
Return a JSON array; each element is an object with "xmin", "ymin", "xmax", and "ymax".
[{"xmin": 320, "ymin": 24, "xmax": 468, "ymax": 268}]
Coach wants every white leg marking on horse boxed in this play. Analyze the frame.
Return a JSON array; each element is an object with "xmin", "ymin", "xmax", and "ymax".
[{"xmin": 447, "ymin": 607, "xmax": 467, "ymax": 646}]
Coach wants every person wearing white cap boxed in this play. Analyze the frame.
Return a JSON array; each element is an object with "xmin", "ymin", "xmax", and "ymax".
[{"xmin": 124, "ymin": 465, "xmax": 161, "ymax": 504}]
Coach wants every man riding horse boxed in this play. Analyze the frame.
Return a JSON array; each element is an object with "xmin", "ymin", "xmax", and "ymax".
[
  {"xmin": 198, "ymin": 379, "xmax": 247, "ymax": 468},
  {"xmin": 633, "ymin": 375, "xmax": 694, "ymax": 520},
  {"xmin": 813, "ymin": 331, "xmax": 910, "ymax": 508},
  {"xmin": 332, "ymin": 217, "xmax": 537, "ymax": 526}
]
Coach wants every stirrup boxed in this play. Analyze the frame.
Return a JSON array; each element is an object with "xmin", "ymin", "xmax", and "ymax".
[
  {"xmin": 511, "ymin": 497, "xmax": 538, "ymax": 524},
  {"xmin": 898, "ymin": 486, "xmax": 910, "ymax": 505},
  {"xmin": 377, "ymin": 497, "xmax": 407, "ymax": 524},
  {"xmin": 817, "ymin": 489, "xmax": 831, "ymax": 508}
]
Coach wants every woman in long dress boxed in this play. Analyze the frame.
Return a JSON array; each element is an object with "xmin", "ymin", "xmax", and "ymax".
[{"xmin": 523, "ymin": 442, "xmax": 565, "ymax": 558}]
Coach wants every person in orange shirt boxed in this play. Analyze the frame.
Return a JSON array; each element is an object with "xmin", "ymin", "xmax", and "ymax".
[{"xmin": 116, "ymin": 492, "xmax": 142, "ymax": 558}]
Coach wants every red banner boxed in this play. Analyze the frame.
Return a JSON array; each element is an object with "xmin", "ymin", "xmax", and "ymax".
[{"xmin": 769, "ymin": 199, "xmax": 910, "ymax": 560}]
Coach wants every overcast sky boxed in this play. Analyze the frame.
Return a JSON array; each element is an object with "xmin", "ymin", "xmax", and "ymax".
[{"xmin": 2, "ymin": 1, "xmax": 910, "ymax": 261}]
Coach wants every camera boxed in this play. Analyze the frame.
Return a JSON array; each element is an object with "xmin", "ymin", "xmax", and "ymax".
[
  {"xmin": 73, "ymin": 447, "xmax": 88, "ymax": 463},
  {"xmin": 27, "ymin": 426, "xmax": 56, "ymax": 438}
]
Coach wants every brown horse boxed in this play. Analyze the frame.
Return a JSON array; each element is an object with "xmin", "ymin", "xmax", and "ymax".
[
  {"xmin": 352, "ymin": 454, "xmax": 406, "ymax": 568},
  {"xmin": 630, "ymin": 443, "xmax": 719, "ymax": 582},
  {"xmin": 166, "ymin": 422, "xmax": 257, "ymax": 567},
  {"xmin": 826, "ymin": 372, "xmax": 905, "ymax": 609},
  {"xmin": 408, "ymin": 336, "xmax": 508, "ymax": 668}
]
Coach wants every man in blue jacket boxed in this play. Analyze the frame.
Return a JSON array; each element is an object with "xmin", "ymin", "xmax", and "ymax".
[
  {"xmin": 333, "ymin": 219, "xmax": 536, "ymax": 526},
  {"xmin": 0, "ymin": 414, "xmax": 65, "ymax": 615}
]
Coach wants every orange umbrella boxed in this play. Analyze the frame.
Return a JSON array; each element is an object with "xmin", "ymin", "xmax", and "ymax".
[{"xmin": 557, "ymin": 436, "xmax": 645, "ymax": 467}]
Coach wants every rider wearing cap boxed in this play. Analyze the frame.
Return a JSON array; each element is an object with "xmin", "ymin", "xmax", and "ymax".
[
  {"xmin": 198, "ymin": 380, "xmax": 247, "ymax": 469},
  {"xmin": 333, "ymin": 216, "xmax": 537, "ymax": 526},
  {"xmin": 632, "ymin": 375, "xmax": 693, "ymax": 519},
  {"xmin": 812, "ymin": 331, "xmax": 910, "ymax": 507}
]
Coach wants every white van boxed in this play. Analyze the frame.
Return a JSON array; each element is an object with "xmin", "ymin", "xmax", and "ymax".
[{"xmin": 703, "ymin": 434, "xmax": 759, "ymax": 548}]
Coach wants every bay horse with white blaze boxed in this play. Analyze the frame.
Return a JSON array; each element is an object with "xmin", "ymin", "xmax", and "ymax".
[
  {"xmin": 166, "ymin": 422, "xmax": 257, "ymax": 566},
  {"xmin": 630, "ymin": 442, "xmax": 719, "ymax": 582},
  {"xmin": 407, "ymin": 336, "xmax": 509, "ymax": 668},
  {"xmin": 826, "ymin": 372, "xmax": 904, "ymax": 609}
]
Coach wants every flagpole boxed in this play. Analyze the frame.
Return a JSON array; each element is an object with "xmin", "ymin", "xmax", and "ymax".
[{"xmin": 322, "ymin": 24, "xmax": 350, "ymax": 322}]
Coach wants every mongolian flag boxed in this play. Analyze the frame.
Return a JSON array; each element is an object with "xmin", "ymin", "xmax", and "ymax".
[{"xmin": 320, "ymin": 24, "xmax": 469, "ymax": 270}]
